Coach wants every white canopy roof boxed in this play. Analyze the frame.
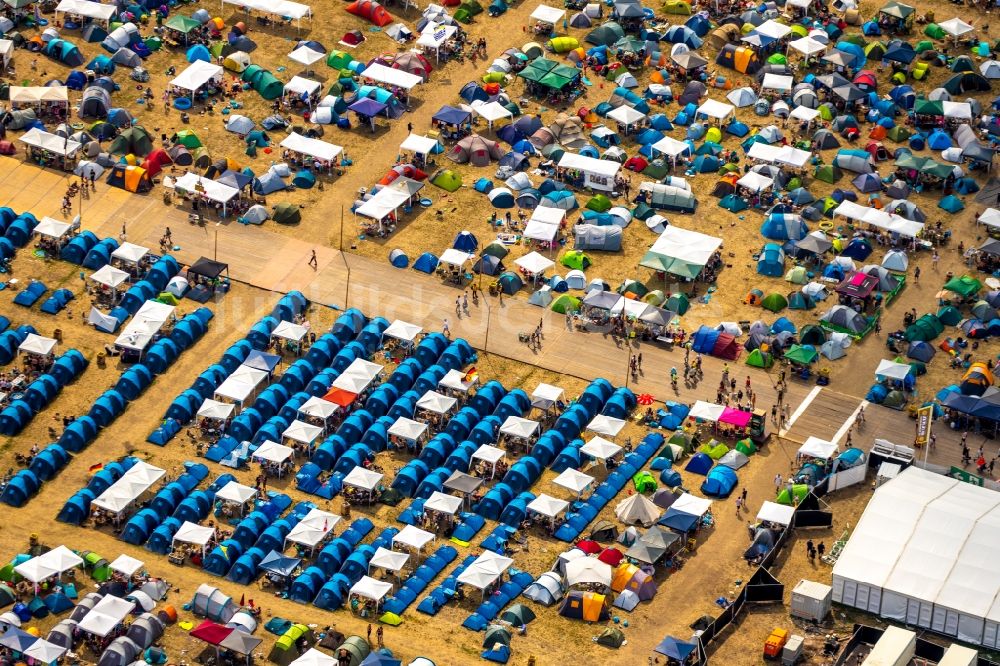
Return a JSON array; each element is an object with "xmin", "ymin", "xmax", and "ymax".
[
  {"xmin": 215, "ymin": 364, "xmax": 268, "ymax": 402},
  {"xmin": 112, "ymin": 242, "xmax": 149, "ymax": 264},
  {"xmin": 939, "ymin": 17, "xmax": 973, "ymax": 37},
  {"xmin": 586, "ymin": 415, "xmax": 626, "ymax": 437},
  {"xmin": 473, "ymin": 443, "xmax": 506, "ymax": 464},
  {"xmin": 370, "ymin": 547, "xmax": 409, "ymax": 573},
  {"xmin": 9, "ymin": 86, "xmax": 68, "ymax": 105},
  {"xmin": 393, "ymin": 524, "xmax": 435, "ymax": 550},
  {"xmin": 833, "ymin": 200, "xmax": 925, "ymax": 238},
  {"xmin": 696, "ymin": 99, "xmax": 735, "ymax": 120},
  {"xmin": 558, "ymin": 152, "xmax": 622, "ymax": 178},
  {"xmin": 109, "ymin": 554, "xmax": 144, "ymax": 577},
  {"xmin": 528, "ymin": 206, "xmax": 566, "ymax": 226},
  {"xmin": 500, "ymin": 416, "xmax": 540, "ymax": 438},
  {"xmin": 289, "ymin": 649, "xmax": 337, "ymax": 666},
  {"xmin": 115, "ymin": 300, "xmax": 175, "ymax": 352},
  {"xmin": 515, "ymin": 251, "xmax": 555, "ymax": 275},
  {"xmin": 357, "ymin": 185, "xmax": 411, "ymax": 222},
  {"xmin": 90, "ymin": 265, "xmax": 130, "ymax": 289},
  {"xmin": 530, "ymin": 3, "xmax": 565, "ymax": 23},
  {"xmin": 607, "ymin": 105, "xmax": 647, "ymax": 127},
  {"xmin": 252, "ymin": 440, "xmax": 295, "ymax": 464},
  {"xmin": 553, "ymin": 468, "xmax": 594, "ymax": 495},
  {"xmin": 400, "ymin": 133, "xmax": 438, "ymax": 155},
  {"xmin": 173, "ymin": 521, "xmax": 215, "ymax": 547},
  {"xmin": 15, "ymin": 546, "xmax": 84, "ymax": 583},
  {"xmin": 383, "ymin": 319, "xmax": 422, "ymax": 342},
  {"xmin": 790, "ymin": 105, "xmax": 821, "ymax": 121},
  {"xmin": 388, "ymin": 416, "xmax": 429, "ymax": 441},
  {"xmin": 288, "ymin": 45, "xmax": 324, "ymax": 65},
  {"xmin": 524, "ymin": 216, "xmax": 561, "ymax": 242},
  {"xmin": 565, "ymin": 557, "xmax": 612, "ymax": 587},
  {"xmin": 982, "ymin": 208, "xmax": 1000, "ymax": 229},
  {"xmin": 417, "ymin": 23, "xmax": 458, "ymax": 49},
  {"xmin": 416, "ymin": 390, "xmax": 457, "ymax": 415},
  {"xmin": 755, "ymin": 19, "xmax": 792, "ymax": 39},
  {"xmin": 737, "ymin": 171, "xmax": 775, "ymax": 192},
  {"xmin": 92, "ymin": 461, "xmax": 166, "ymax": 515},
  {"xmin": 343, "ymin": 466, "xmax": 383, "ymax": 492},
  {"xmin": 215, "ymin": 481, "xmax": 257, "ymax": 505},
  {"xmin": 761, "ymin": 73, "xmax": 794, "ymax": 92},
  {"xmin": 280, "ymin": 132, "xmax": 343, "ymax": 162},
  {"xmin": 35, "ymin": 216, "xmax": 72, "ymax": 239},
  {"xmin": 272, "ymin": 320, "xmax": 308, "ymax": 342},
  {"xmin": 473, "ymin": 101, "xmax": 513, "ymax": 123},
  {"xmin": 19, "ymin": 333, "xmax": 56, "ymax": 356},
  {"xmin": 942, "ymin": 100, "xmax": 972, "ymax": 119},
  {"xmin": 757, "ymin": 501, "xmax": 795, "ymax": 526},
  {"xmin": 78, "ymin": 595, "xmax": 135, "ymax": 637},
  {"xmin": 222, "ymin": 0, "xmax": 312, "ymax": 19},
  {"xmin": 361, "ymin": 62, "xmax": 422, "ymax": 90},
  {"xmin": 173, "ymin": 172, "xmax": 239, "ymax": 204},
  {"xmin": 299, "ymin": 395, "xmax": 340, "ymax": 419},
  {"xmin": 19, "ymin": 128, "xmax": 80, "ymax": 156},
  {"xmin": 789, "ymin": 35, "xmax": 827, "ymax": 55},
  {"xmin": 531, "ymin": 382, "xmax": 564, "ymax": 408},
  {"xmin": 424, "ymin": 491, "xmax": 463, "ymax": 515},
  {"xmin": 350, "ymin": 576, "xmax": 393, "ymax": 602},
  {"xmin": 440, "ymin": 368, "xmax": 478, "ymax": 392},
  {"xmin": 286, "ymin": 509, "xmax": 340, "ymax": 547},
  {"xmin": 283, "ymin": 420, "xmax": 323, "ymax": 445},
  {"xmin": 645, "ymin": 226, "xmax": 722, "ymax": 272},
  {"xmin": 650, "ymin": 135, "xmax": 690, "ymax": 158},
  {"xmin": 580, "ymin": 436, "xmax": 622, "ymax": 460},
  {"xmin": 56, "ymin": 0, "xmax": 116, "ymax": 20},
  {"xmin": 798, "ymin": 436, "xmax": 838, "ymax": 460},
  {"xmin": 527, "ymin": 493, "xmax": 569, "ymax": 518},
  {"xmin": 170, "ymin": 61, "xmax": 223, "ymax": 92},
  {"xmin": 23, "ymin": 639, "xmax": 67, "ymax": 663},
  {"xmin": 672, "ymin": 493, "xmax": 713, "ymax": 517},
  {"xmin": 746, "ymin": 142, "xmax": 811, "ymax": 167},
  {"xmin": 875, "ymin": 358, "xmax": 912, "ymax": 381},
  {"xmin": 331, "ymin": 359, "xmax": 383, "ymax": 393},
  {"xmin": 439, "ymin": 248, "xmax": 474, "ymax": 267},
  {"xmin": 457, "ymin": 552, "xmax": 514, "ymax": 589},
  {"xmin": 689, "ymin": 400, "xmax": 725, "ymax": 422},
  {"xmin": 197, "ymin": 398, "xmax": 235, "ymax": 420}
]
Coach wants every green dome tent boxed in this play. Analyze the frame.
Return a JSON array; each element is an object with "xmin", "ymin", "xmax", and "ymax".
[
  {"xmin": 735, "ymin": 438, "xmax": 756, "ymax": 455},
  {"xmin": 760, "ymin": 293, "xmax": 787, "ymax": 312},
  {"xmin": 784, "ymin": 344, "xmax": 818, "ymax": 365},
  {"xmin": 551, "ymin": 294, "xmax": 581, "ymax": 314},
  {"xmin": 665, "ymin": 292, "xmax": 689, "ymax": 315},
  {"xmin": 254, "ymin": 71, "xmax": 284, "ymax": 100},
  {"xmin": 814, "ymin": 164, "xmax": 842, "ymax": 183},
  {"xmin": 745, "ymin": 348, "xmax": 773, "ymax": 368},
  {"xmin": 632, "ymin": 471, "xmax": 657, "ymax": 493},
  {"xmin": 586, "ymin": 194, "xmax": 612, "ymax": 212},
  {"xmin": 273, "ymin": 203, "xmax": 301, "ymax": 224},
  {"xmin": 943, "ymin": 275, "xmax": 981, "ymax": 298},
  {"xmin": 776, "ymin": 484, "xmax": 809, "ymax": 505},
  {"xmin": 431, "ymin": 169, "xmax": 462, "ymax": 191},
  {"xmin": 698, "ymin": 441, "xmax": 729, "ymax": 459},
  {"xmin": 560, "ymin": 250, "xmax": 591, "ymax": 270},
  {"xmin": 923, "ymin": 23, "xmax": 946, "ymax": 39},
  {"xmin": 172, "ymin": 129, "xmax": 202, "ymax": 148}
]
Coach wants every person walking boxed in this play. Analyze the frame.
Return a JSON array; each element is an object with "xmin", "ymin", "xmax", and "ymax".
[
  {"xmin": 376, "ymin": 626, "xmax": 384, "ymax": 649},
  {"xmin": 817, "ymin": 542, "xmax": 826, "ymax": 560},
  {"xmin": 771, "ymin": 404, "xmax": 778, "ymax": 424},
  {"xmin": 734, "ymin": 496, "xmax": 743, "ymax": 515},
  {"xmin": 308, "ymin": 249, "xmax": 318, "ymax": 269},
  {"xmin": 455, "ymin": 296, "xmax": 462, "ymax": 318},
  {"xmin": 636, "ymin": 353, "xmax": 642, "ymax": 373},
  {"xmin": 914, "ymin": 266, "xmax": 920, "ymax": 282},
  {"xmin": 367, "ymin": 624, "xmax": 373, "ymax": 646},
  {"xmin": 442, "ymin": 318, "xmax": 450, "ymax": 338},
  {"xmin": 741, "ymin": 488, "xmax": 747, "ymax": 503},
  {"xmin": 164, "ymin": 227, "xmax": 172, "ymax": 243},
  {"xmin": 774, "ymin": 473, "xmax": 782, "ymax": 492}
]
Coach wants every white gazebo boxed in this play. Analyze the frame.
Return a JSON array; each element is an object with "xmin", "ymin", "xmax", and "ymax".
[
  {"xmin": 297, "ymin": 396, "xmax": 340, "ymax": 435},
  {"xmin": 288, "ymin": 45, "xmax": 325, "ymax": 66},
  {"xmin": 283, "ymin": 420, "xmax": 323, "ymax": 452},
  {"xmin": 524, "ymin": 206, "xmax": 565, "ymax": 245},
  {"xmin": 91, "ymin": 462, "xmax": 165, "ymax": 519},
  {"xmin": 586, "ymin": 415, "xmax": 626, "ymax": 438},
  {"xmin": 90, "ymin": 265, "xmax": 130, "ymax": 302},
  {"xmin": 393, "ymin": 524, "xmax": 435, "ymax": 559},
  {"xmin": 172, "ymin": 521, "xmax": 215, "ymax": 558},
  {"xmin": 439, "ymin": 368, "xmax": 479, "ymax": 395},
  {"xmin": 360, "ymin": 63, "xmax": 422, "ymax": 103},
  {"xmin": 580, "ymin": 436, "xmax": 622, "ymax": 462},
  {"xmin": 214, "ymin": 481, "xmax": 257, "ymax": 516},
  {"xmin": 369, "ymin": 547, "xmax": 409, "ymax": 580},
  {"xmin": 111, "ymin": 242, "xmax": 150, "ymax": 275},
  {"xmin": 514, "ymin": 251, "xmax": 555, "ymax": 279},
  {"xmin": 457, "ymin": 552, "xmax": 513, "ymax": 596},
  {"xmin": 342, "ymin": 467, "xmax": 384, "ymax": 504},
  {"xmin": 197, "ymin": 399, "xmax": 235, "ymax": 428},
  {"xmin": 471, "ymin": 444, "xmax": 506, "ymax": 479},
  {"xmin": 271, "ymin": 320, "xmax": 309, "ymax": 355},
  {"xmin": 331, "ymin": 359, "xmax": 383, "ymax": 395},
  {"xmin": 77, "ymin": 595, "xmax": 135, "ymax": 638},
  {"xmin": 170, "ymin": 61, "xmax": 223, "ymax": 102},
  {"xmin": 213, "ymin": 365, "xmax": 268, "ymax": 411},
  {"xmin": 672, "ymin": 493, "xmax": 713, "ymax": 518},
  {"xmin": 18, "ymin": 333, "xmax": 57, "ymax": 369},
  {"xmin": 251, "ymin": 440, "xmax": 295, "ymax": 476},
  {"xmin": 349, "ymin": 575, "xmax": 393, "ymax": 611},
  {"xmin": 109, "ymin": 554, "xmax": 145, "ymax": 578},
  {"xmin": 473, "ymin": 101, "xmax": 513, "ymax": 131},
  {"xmin": 14, "ymin": 545, "xmax": 84, "ymax": 589},
  {"xmin": 526, "ymin": 493, "xmax": 569, "ymax": 529},
  {"xmin": 388, "ymin": 416, "xmax": 429, "ymax": 449},
  {"xmin": 35, "ymin": 216, "xmax": 73, "ymax": 249},
  {"xmin": 531, "ymin": 383, "xmax": 564, "ymax": 412},
  {"xmin": 439, "ymin": 248, "xmax": 474, "ymax": 271},
  {"xmin": 279, "ymin": 133, "xmax": 343, "ymax": 166},
  {"xmin": 382, "ymin": 319, "xmax": 422, "ymax": 352},
  {"xmin": 285, "ymin": 508, "xmax": 340, "ymax": 554},
  {"xmin": 757, "ymin": 501, "xmax": 795, "ymax": 527},
  {"xmin": 499, "ymin": 416, "xmax": 540, "ymax": 447},
  {"xmin": 607, "ymin": 105, "xmax": 647, "ymax": 135},
  {"xmin": 400, "ymin": 133, "xmax": 438, "ymax": 159},
  {"xmin": 553, "ymin": 468, "xmax": 595, "ymax": 499},
  {"xmin": 415, "ymin": 390, "xmax": 458, "ymax": 422},
  {"xmin": 565, "ymin": 556, "xmax": 612, "ymax": 589},
  {"xmin": 798, "ymin": 436, "xmax": 838, "ymax": 461},
  {"xmin": 695, "ymin": 99, "xmax": 735, "ymax": 123},
  {"xmin": 423, "ymin": 491, "xmax": 464, "ymax": 524},
  {"xmin": 173, "ymin": 173, "xmax": 240, "ymax": 216}
]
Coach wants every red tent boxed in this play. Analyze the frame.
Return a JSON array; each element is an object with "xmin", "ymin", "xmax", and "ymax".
[
  {"xmin": 346, "ymin": 0, "xmax": 393, "ymax": 27},
  {"xmin": 575, "ymin": 539, "xmax": 601, "ymax": 554},
  {"xmin": 711, "ymin": 333, "xmax": 741, "ymax": 360},
  {"xmin": 323, "ymin": 388, "xmax": 357, "ymax": 408},
  {"xmin": 189, "ymin": 621, "xmax": 233, "ymax": 645},
  {"xmin": 341, "ymin": 30, "xmax": 366, "ymax": 46},
  {"xmin": 141, "ymin": 147, "xmax": 172, "ymax": 177},
  {"xmin": 624, "ymin": 156, "xmax": 648, "ymax": 172},
  {"xmin": 597, "ymin": 547, "xmax": 624, "ymax": 566}
]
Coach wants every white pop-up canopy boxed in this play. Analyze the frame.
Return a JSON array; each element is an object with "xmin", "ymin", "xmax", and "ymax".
[
  {"xmin": 942, "ymin": 100, "xmax": 972, "ymax": 119},
  {"xmin": 388, "ymin": 416, "xmax": 428, "ymax": 442},
  {"xmin": 350, "ymin": 576, "xmax": 393, "ymax": 604},
  {"xmin": 832, "ymin": 200, "xmax": 924, "ymax": 239},
  {"xmin": 696, "ymin": 99, "xmax": 735, "ymax": 120},
  {"xmin": 457, "ymin": 552, "xmax": 514, "ymax": 590},
  {"xmin": 197, "ymin": 398, "xmax": 235, "ymax": 421},
  {"xmin": 280, "ymin": 133, "xmax": 343, "ymax": 162},
  {"xmin": 172, "ymin": 521, "xmax": 214, "ymax": 555},
  {"xmin": 761, "ymin": 73, "xmax": 794, "ymax": 92},
  {"xmin": 672, "ymin": 493, "xmax": 713, "ymax": 517},
  {"xmin": 981, "ymin": 208, "xmax": 1000, "ymax": 229},
  {"xmin": 173, "ymin": 172, "xmax": 239, "ymax": 205},
  {"xmin": 252, "ymin": 440, "xmax": 295, "ymax": 465},
  {"xmin": 876, "ymin": 359, "xmax": 912, "ymax": 382},
  {"xmin": 356, "ymin": 186, "xmax": 411, "ymax": 223},
  {"xmin": 565, "ymin": 557, "xmax": 612, "ymax": 588},
  {"xmin": 92, "ymin": 461, "xmax": 166, "ymax": 515},
  {"xmin": 650, "ymin": 135, "xmax": 691, "ymax": 163},
  {"xmin": 272, "ymin": 320, "xmax": 309, "ymax": 343},
  {"xmin": 215, "ymin": 364, "xmax": 268, "ymax": 404},
  {"xmin": 35, "ymin": 216, "xmax": 72, "ymax": 239},
  {"xmin": 15, "ymin": 545, "xmax": 84, "ymax": 583},
  {"xmin": 90, "ymin": 265, "xmax": 130, "ymax": 289},
  {"xmin": 530, "ymin": 3, "xmax": 565, "ymax": 23},
  {"xmin": 19, "ymin": 128, "xmax": 81, "ymax": 157},
  {"xmin": 558, "ymin": 152, "xmax": 621, "ymax": 191},
  {"xmin": 515, "ymin": 251, "xmax": 555, "ymax": 275},
  {"xmin": 553, "ymin": 468, "xmax": 594, "ymax": 497},
  {"xmin": 400, "ymin": 134, "xmax": 438, "ymax": 156},
  {"xmin": 343, "ymin": 466, "xmax": 383, "ymax": 492},
  {"xmin": 0, "ymin": 40, "xmax": 11, "ymax": 69},
  {"xmin": 283, "ymin": 420, "xmax": 323, "ymax": 445},
  {"xmin": 23, "ymin": 639, "xmax": 67, "ymax": 664},
  {"xmin": 789, "ymin": 36, "xmax": 827, "ymax": 56},
  {"xmin": 286, "ymin": 509, "xmax": 340, "ymax": 548},
  {"xmin": 416, "ymin": 390, "xmax": 457, "ymax": 415},
  {"xmin": 112, "ymin": 242, "xmax": 150, "ymax": 265},
  {"xmin": 472, "ymin": 443, "xmax": 506, "ymax": 466},
  {"xmin": 798, "ymin": 436, "xmax": 838, "ymax": 460},
  {"xmin": 108, "ymin": 554, "xmax": 145, "ymax": 577},
  {"xmin": 416, "ymin": 23, "xmax": 458, "ymax": 61},
  {"xmin": 222, "ymin": 0, "xmax": 312, "ymax": 22},
  {"xmin": 939, "ymin": 17, "xmax": 974, "ymax": 38},
  {"xmin": 288, "ymin": 45, "xmax": 324, "ymax": 66},
  {"xmin": 383, "ymin": 319, "xmax": 422, "ymax": 344},
  {"xmin": 369, "ymin": 547, "xmax": 409, "ymax": 573},
  {"xmin": 215, "ymin": 481, "xmax": 257, "ymax": 506},
  {"xmin": 439, "ymin": 248, "xmax": 474, "ymax": 267},
  {"xmin": 755, "ymin": 19, "xmax": 792, "ymax": 39},
  {"xmin": 524, "ymin": 207, "xmax": 563, "ymax": 242},
  {"xmin": 757, "ymin": 501, "xmax": 795, "ymax": 526},
  {"xmin": 299, "ymin": 396, "xmax": 340, "ymax": 420},
  {"xmin": 78, "ymin": 595, "xmax": 135, "ymax": 637},
  {"xmin": 288, "ymin": 649, "xmax": 336, "ymax": 666},
  {"xmin": 115, "ymin": 300, "xmax": 175, "ymax": 353},
  {"xmin": 361, "ymin": 62, "xmax": 422, "ymax": 90},
  {"xmin": 424, "ymin": 491, "xmax": 463, "ymax": 516},
  {"xmin": 332, "ymin": 359, "xmax": 383, "ymax": 393},
  {"xmin": 587, "ymin": 415, "xmax": 626, "ymax": 437},
  {"xmin": 473, "ymin": 101, "xmax": 513, "ymax": 130},
  {"xmin": 439, "ymin": 368, "xmax": 478, "ymax": 393},
  {"xmin": 531, "ymin": 382, "xmax": 564, "ymax": 409},
  {"xmin": 56, "ymin": 0, "xmax": 116, "ymax": 22},
  {"xmin": 393, "ymin": 524, "xmax": 435, "ymax": 551},
  {"xmin": 640, "ymin": 225, "xmax": 722, "ymax": 277},
  {"xmin": 500, "ymin": 416, "xmax": 540, "ymax": 439},
  {"xmin": 737, "ymin": 171, "xmax": 775, "ymax": 192},
  {"xmin": 9, "ymin": 87, "xmax": 69, "ymax": 105},
  {"xmin": 607, "ymin": 105, "xmax": 647, "ymax": 133},
  {"xmin": 690, "ymin": 400, "xmax": 726, "ymax": 422},
  {"xmin": 580, "ymin": 436, "xmax": 622, "ymax": 460},
  {"xmin": 19, "ymin": 333, "xmax": 56, "ymax": 357},
  {"xmin": 170, "ymin": 61, "xmax": 223, "ymax": 96},
  {"xmin": 790, "ymin": 105, "xmax": 821, "ymax": 122},
  {"xmin": 527, "ymin": 493, "xmax": 569, "ymax": 519}
]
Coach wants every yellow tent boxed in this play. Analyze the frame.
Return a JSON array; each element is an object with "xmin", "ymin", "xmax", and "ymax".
[
  {"xmin": 705, "ymin": 126, "xmax": 722, "ymax": 143},
  {"xmin": 611, "ymin": 563, "xmax": 639, "ymax": 592},
  {"xmin": 581, "ymin": 592, "xmax": 608, "ymax": 621},
  {"xmin": 548, "ymin": 36, "xmax": 579, "ymax": 53},
  {"xmin": 663, "ymin": 0, "xmax": 691, "ymax": 13}
]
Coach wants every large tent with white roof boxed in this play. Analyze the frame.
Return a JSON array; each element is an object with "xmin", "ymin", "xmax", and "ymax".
[
  {"xmin": 331, "ymin": 359, "xmax": 383, "ymax": 393},
  {"xmin": 214, "ymin": 364, "xmax": 268, "ymax": 407},
  {"xmin": 170, "ymin": 61, "xmax": 223, "ymax": 100},
  {"xmin": 91, "ymin": 461, "xmax": 165, "ymax": 515},
  {"xmin": 285, "ymin": 509, "xmax": 340, "ymax": 551},
  {"xmin": 457, "ymin": 551, "xmax": 514, "ymax": 592},
  {"xmin": 557, "ymin": 152, "xmax": 621, "ymax": 191},
  {"xmin": 640, "ymin": 226, "xmax": 722, "ymax": 279},
  {"xmin": 279, "ymin": 133, "xmax": 343, "ymax": 163},
  {"xmin": 78, "ymin": 595, "xmax": 135, "ymax": 637}
]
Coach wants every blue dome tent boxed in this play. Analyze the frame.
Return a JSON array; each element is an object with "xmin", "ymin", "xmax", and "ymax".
[
  {"xmin": 314, "ymin": 574, "xmax": 351, "ymax": 609},
  {"xmin": 204, "ymin": 539, "xmax": 244, "ymax": 576},
  {"xmin": 757, "ymin": 243, "xmax": 786, "ymax": 277},
  {"xmin": 58, "ymin": 488, "xmax": 96, "ymax": 524},
  {"xmin": 477, "ymin": 482, "xmax": 515, "ymax": 520},
  {"xmin": 59, "ymin": 415, "xmax": 98, "ymax": 451},
  {"xmin": 29, "ymin": 444, "xmax": 69, "ymax": 481},
  {"xmin": 60, "ymin": 231, "xmax": 98, "ymax": 264},
  {"xmin": 227, "ymin": 547, "xmax": 267, "ymax": 584},
  {"xmin": 684, "ymin": 452, "xmax": 713, "ymax": 475},
  {"xmin": 392, "ymin": 459, "xmax": 430, "ymax": 497},
  {"xmin": 0, "ymin": 470, "xmax": 40, "ymax": 506},
  {"xmin": 453, "ymin": 231, "xmax": 478, "ymax": 251},
  {"xmin": 81, "ymin": 238, "xmax": 119, "ymax": 270},
  {"xmin": 247, "ymin": 317, "xmax": 278, "ymax": 350},
  {"xmin": 701, "ymin": 466, "xmax": 738, "ymax": 497},
  {"xmin": 186, "ymin": 44, "xmax": 211, "ymax": 62}
]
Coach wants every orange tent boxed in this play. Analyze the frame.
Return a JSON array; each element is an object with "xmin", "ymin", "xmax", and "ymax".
[{"xmin": 323, "ymin": 388, "xmax": 357, "ymax": 407}]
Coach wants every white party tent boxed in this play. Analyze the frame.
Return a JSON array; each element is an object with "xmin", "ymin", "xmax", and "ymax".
[
  {"xmin": 78, "ymin": 595, "xmax": 135, "ymax": 637},
  {"xmin": 91, "ymin": 461, "xmax": 166, "ymax": 516},
  {"xmin": 331, "ymin": 359, "xmax": 383, "ymax": 393}
]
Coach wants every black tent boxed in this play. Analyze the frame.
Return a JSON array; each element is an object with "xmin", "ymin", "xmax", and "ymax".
[{"xmin": 189, "ymin": 257, "xmax": 229, "ymax": 279}]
